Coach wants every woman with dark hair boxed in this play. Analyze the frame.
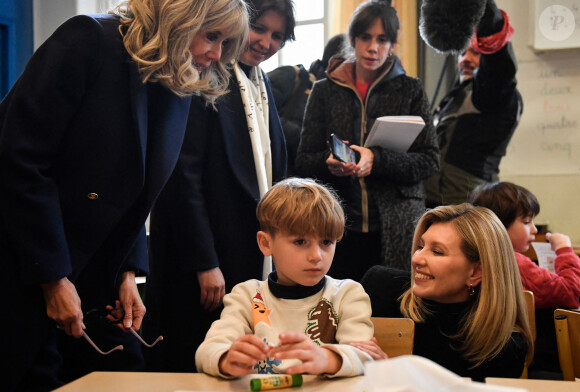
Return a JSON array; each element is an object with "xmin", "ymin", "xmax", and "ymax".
[
  {"xmin": 0, "ymin": 0, "xmax": 249, "ymax": 389},
  {"xmin": 143, "ymin": 0, "xmax": 296, "ymax": 373},
  {"xmin": 295, "ymin": 0, "xmax": 439, "ymax": 280}
]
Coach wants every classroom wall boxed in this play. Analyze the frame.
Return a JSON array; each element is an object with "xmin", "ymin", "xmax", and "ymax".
[{"xmin": 497, "ymin": 0, "xmax": 580, "ymax": 243}]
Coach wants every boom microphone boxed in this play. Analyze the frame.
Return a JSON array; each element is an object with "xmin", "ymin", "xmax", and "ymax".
[{"xmin": 419, "ymin": 0, "xmax": 487, "ymax": 54}]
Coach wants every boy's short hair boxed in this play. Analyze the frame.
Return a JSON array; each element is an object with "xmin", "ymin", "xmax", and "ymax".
[
  {"xmin": 256, "ymin": 177, "xmax": 345, "ymax": 240},
  {"xmin": 469, "ymin": 181, "xmax": 540, "ymax": 228}
]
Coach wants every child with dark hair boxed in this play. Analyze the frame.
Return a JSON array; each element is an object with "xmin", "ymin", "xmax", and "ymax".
[
  {"xmin": 195, "ymin": 178, "xmax": 374, "ymax": 378},
  {"xmin": 470, "ymin": 181, "xmax": 580, "ymax": 309}
]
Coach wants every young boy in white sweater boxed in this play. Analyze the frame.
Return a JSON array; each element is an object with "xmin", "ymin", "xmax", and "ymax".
[{"xmin": 195, "ymin": 177, "xmax": 374, "ymax": 378}]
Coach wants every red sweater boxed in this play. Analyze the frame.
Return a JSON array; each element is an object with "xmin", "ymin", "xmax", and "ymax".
[{"xmin": 516, "ymin": 247, "xmax": 580, "ymax": 309}]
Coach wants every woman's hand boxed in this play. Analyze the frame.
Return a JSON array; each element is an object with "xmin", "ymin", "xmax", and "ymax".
[
  {"xmin": 350, "ymin": 145, "xmax": 374, "ymax": 178},
  {"xmin": 350, "ymin": 337, "xmax": 388, "ymax": 360},
  {"xmin": 41, "ymin": 277, "xmax": 85, "ymax": 337},
  {"xmin": 198, "ymin": 267, "xmax": 226, "ymax": 312},
  {"xmin": 326, "ymin": 153, "xmax": 357, "ymax": 176},
  {"xmin": 115, "ymin": 271, "xmax": 146, "ymax": 331}
]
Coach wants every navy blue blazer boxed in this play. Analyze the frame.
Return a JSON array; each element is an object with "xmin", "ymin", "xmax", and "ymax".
[
  {"xmin": 148, "ymin": 69, "xmax": 286, "ymax": 285},
  {"xmin": 0, "ymin": 14, "xmax": 190, "ymax": 288}
]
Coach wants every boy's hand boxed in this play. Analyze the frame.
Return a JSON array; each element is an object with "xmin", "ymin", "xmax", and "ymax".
[
  {"xmin": 350, "ymin": 337, "xmax": 388, "ymax": 360},
  {"xmin": 546, "ymin": 232, "xmax": 572, "ymax": 252},
  {"xmin": 219, "ymin": 335, "xmax": 269, "ymax": 377},
  {"xmin": 268, "ymin": 331, "xmax": 342, "ymax": 375}
]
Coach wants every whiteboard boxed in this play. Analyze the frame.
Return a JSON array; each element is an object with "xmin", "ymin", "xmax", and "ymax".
[{"xmin": 500, "ymin": 57, "xmax": 580, "ymax": 175}]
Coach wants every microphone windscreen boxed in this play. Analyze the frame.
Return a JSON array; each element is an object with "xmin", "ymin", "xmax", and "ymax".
[{"xmin": 419, "ymin": 0, "xmax": 487, "ymax": 54}]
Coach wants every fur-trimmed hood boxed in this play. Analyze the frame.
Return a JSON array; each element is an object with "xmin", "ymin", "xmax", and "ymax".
[{"xmin": 326, "ymin": 54, "xmax": 406, "ymax": 91}]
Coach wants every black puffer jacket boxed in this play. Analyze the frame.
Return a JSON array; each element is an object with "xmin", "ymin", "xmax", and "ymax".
[{"xmin": 295, "ymin": 55, "xmax": 439, "ymax": 270}]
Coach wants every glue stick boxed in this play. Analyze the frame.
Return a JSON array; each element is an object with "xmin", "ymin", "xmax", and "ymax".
[{"xmin": 249, "ymin": 374, "xmax": 303, "ymax": 391}]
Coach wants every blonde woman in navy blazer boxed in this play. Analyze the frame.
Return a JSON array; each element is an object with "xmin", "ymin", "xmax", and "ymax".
[{"xmin": 0, "ymin": 0, "xmax": 249, "ymax": 390}]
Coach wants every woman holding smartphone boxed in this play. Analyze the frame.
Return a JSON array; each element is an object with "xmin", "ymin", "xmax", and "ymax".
[
  {"xmin": 143, "ymin": 0, "xmax": 295, "ymax": 373},
  {"xmin": 295, "ymin": 0, "xmax": 439, "ymax": 280}
]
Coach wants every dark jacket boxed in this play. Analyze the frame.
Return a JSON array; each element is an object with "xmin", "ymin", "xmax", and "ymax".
[
  {"xmin": 424, "ymin": 5, "xmax": 523, "ymax": 206},
  {"xmin": 295, "ymin": 55, "xmax": 439, "ymax": 270},
  {"xmin": 361, "ymin": 266, "xmax": 528, "ymax": 381},
  {"xmin": 436, "ymin": 44, "xmax": 521, "ymax": 180},
  {"xmin": 268, "ymin": 65, "xmax": 315, "ymax": 176},
  {"xmin": 143, "ymin": 68, "xmax": 287, "ymax": 372},
  {"xmin": 0, "ymin": 14, "xmax": 191, "ymax": 389}
]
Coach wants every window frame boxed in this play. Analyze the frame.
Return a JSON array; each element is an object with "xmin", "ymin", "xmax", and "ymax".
[{"xmin": 265, "ymin": 0, "xmax": 329, "ymax": 70}]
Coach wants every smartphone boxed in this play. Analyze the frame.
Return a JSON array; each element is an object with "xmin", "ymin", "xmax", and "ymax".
[{"xmin": 328, "ymin": 133, "xmax": 356, "ymax": 163}]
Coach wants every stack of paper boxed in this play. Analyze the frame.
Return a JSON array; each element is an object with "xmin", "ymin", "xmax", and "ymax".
[{"xmin": 364, "ymin": 115, "xmax": 425, "ymax": 152}]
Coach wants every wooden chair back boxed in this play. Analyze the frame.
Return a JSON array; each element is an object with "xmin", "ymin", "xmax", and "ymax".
[
  {"xmin": 371, "ymin": 317, "xmax": 414, "ymax": 358},
  {"xmin": 554, "ymin": 308, "xmax": 580, "ymax": 381},
  {"xmin": 520, "ymin": 290, "xmax": 536, "ymax": 378},
  {"xmin": 523, "ymin": 290, "xmax": 537, "ymax": 341}
]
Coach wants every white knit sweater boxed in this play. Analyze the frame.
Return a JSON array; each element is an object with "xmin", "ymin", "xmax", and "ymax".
[{"xmin": 195, "ymin": 276, "xmax": 374, "ymax": 378}]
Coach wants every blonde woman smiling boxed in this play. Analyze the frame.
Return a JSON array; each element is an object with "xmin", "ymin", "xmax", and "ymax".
[{"xmin": 359, "ymin": 204, "xmax": 533, "ymax": 381}]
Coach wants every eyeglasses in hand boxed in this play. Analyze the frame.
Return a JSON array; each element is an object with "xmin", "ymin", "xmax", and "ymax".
[{"xmin": 59, "ymin": 306, "xmax": 163, "ymax": 355}]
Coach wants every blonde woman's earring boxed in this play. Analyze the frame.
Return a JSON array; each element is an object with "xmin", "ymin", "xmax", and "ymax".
[{"xmin": 468, "ymin": 284, "xmax": 475, "ymax": 296}]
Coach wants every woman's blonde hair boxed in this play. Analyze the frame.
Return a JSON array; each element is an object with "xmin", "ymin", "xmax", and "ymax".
[
  {"xmin": 256, "ymin": 177, "xmax": 345, "ymax": 241},
  {"xmin": 400, "ymin": 203, "xmax": 533, "ymax": 367},
  {"xmin": 112, "ymin": 0, "xmax": 249, "ymax": 101}
]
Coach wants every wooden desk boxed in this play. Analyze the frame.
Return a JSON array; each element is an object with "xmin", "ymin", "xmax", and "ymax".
[
  {"xmin": 53, "ymin": 372, "xmax": 365, "ymax": 392},
  {"xmin": 54, "ymin": 372, "xmax": 580, "ymax": 392},
  {"xmin": 486, "ymin": 377, "xmax": 579, "ymax": 392}
]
